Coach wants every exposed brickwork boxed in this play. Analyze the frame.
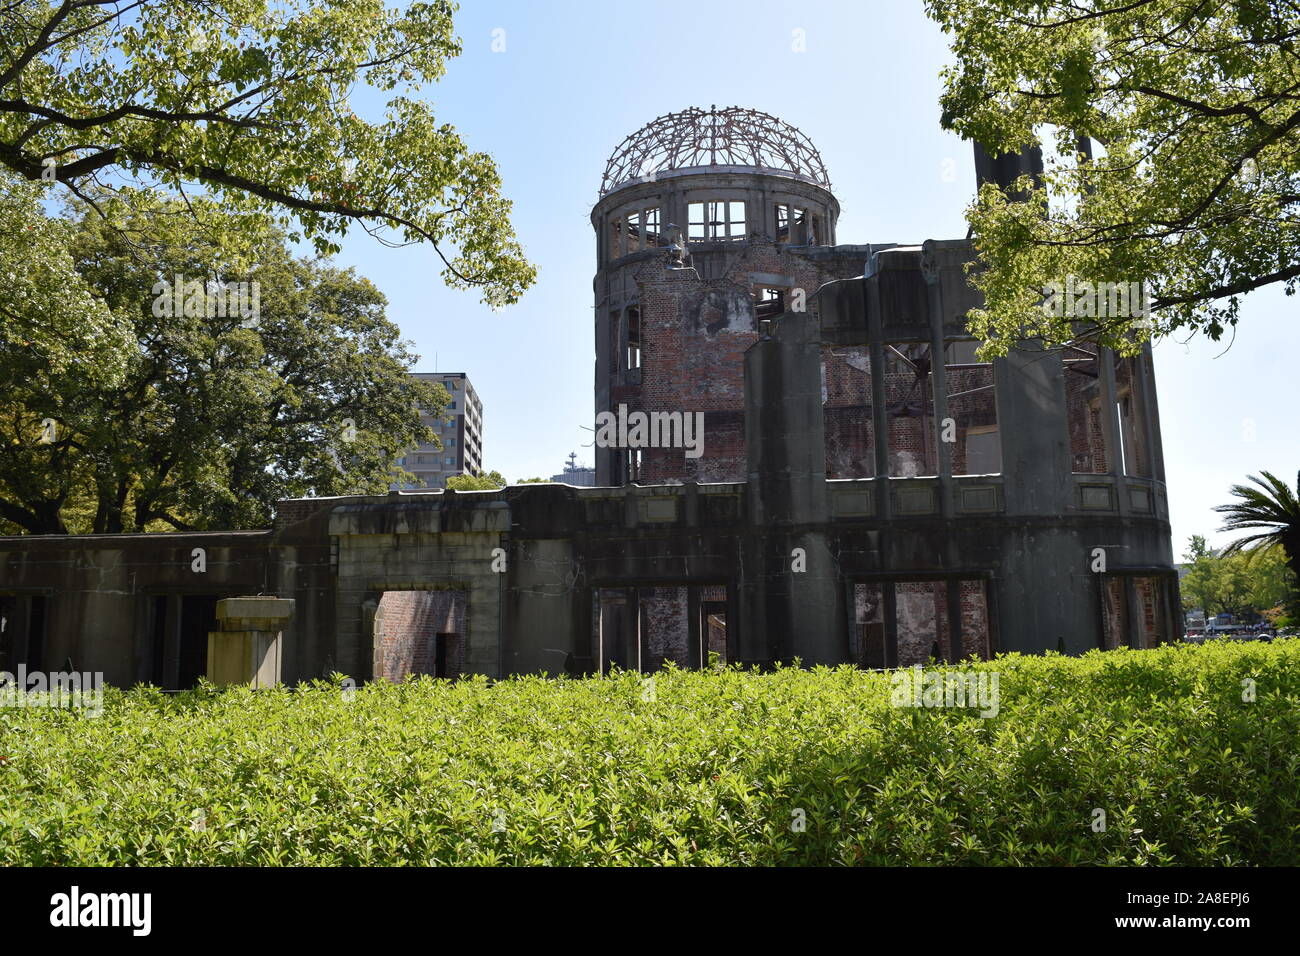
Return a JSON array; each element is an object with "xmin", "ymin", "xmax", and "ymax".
[
  {"xmin": 592, "ymin": 584, "xmax": 728, "ymax": 670},
  {"xmin": 622, "ymin": 240, "xmax": 851, "ymax": 483},
  {"xmin": 855, "ymin": 580, "xmax": 990, "ymax": 665},
  {"xmin": 1113, "ymin": 356, "xmax": 1151, "ymax": 477},
  {"xmin": 884, "ymin": 349, "xmax": 939, "ymax": 477},
  {"xmin": 375, "ymin": 589, "xmax": 466, "ymax": 681},
  {"xmin": 1134, "ymin": 575, "xmax": 1164, "ymax": 647},
  {"xmin": 641, "ymin": 586, "xmax": 689, "ymax": 668},
  {"xmin": 1101, "ymin": 576, "xmax": 1126, "ymax": 649},
  {"xmin": 823, "ymin": 346, "xmax": 875, "ymax": 478},
  {"xmin": 959, "ymin": 579, "xmax": 991, "ymax": 659},
  {"xmin": 944, "ymin": 363, "xmax": 999, "ymax": 475},
  {"xmin": 855, "ymin": 582, "xmax": 885, "ymax": 667},
  {"xmin": 1065, "ymin": 344, "xmax": 1109, "ymax": 473},
  {"xmin": 273, "ymin": 498, "xmax": 338, "ymax": 529}
]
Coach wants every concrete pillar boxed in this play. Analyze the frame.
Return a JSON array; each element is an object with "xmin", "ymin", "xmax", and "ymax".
[
  {"xmin": 743, "ymin": 309, "xmax": 843, "ymax": 665},
  {"xmin": 207, "ymin": 597, "xmax": 294, "ymax": 688}
]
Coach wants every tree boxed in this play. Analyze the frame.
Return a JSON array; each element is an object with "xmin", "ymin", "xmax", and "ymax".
[
  {"xmin": 1244, "ymin": 546, "xmax": 1300, "ymax": 623},
  {"xmin": 0, "ymin": 192, "xmax": 445, "ymax": 534},
  {"xmin": 445, "ymin": 470, "xmax": 505, "ymax": 491},
  {"xmin": 1216, "ymin": 470, "xmax": 1300, "ymax": 587},
  {"xmin": 926, "ymin": 0, "xmax": 1300, "ymax": 354},
  {"xmin": 1181, "ymin": 513, "xmax": 1300, "ymax": 623},
  {"xmin": 0, "ymin": 0, "xmax": 534, "ymax": 306},
  {"xmin": 1180, "ymin": 538, "xmax": 1255, "ymax": 620}
]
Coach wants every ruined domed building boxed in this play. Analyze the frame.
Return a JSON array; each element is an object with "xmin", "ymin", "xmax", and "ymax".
[
  {"xmin": 584, "ymin": 106, "xmax": 1177, "ymax": 669},
  {"xmin": 0, "ymin": 107, "xmax": 1179, "ymax": 688}
]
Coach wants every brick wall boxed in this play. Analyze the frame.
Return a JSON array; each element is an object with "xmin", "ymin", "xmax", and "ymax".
[
  {"xmin": 944, "ymin": 364, "xmax": 998, "ymax": 475},
  {"xmin": 273, "ymin": 498, "xmax": 337, "ymax": 529},
  {"xmin": 641, "ymin": 586, "xmax": 690, "ymax": 668},
  {"xmin": 884, "ymin": 349, "xmax": 939, "ymax": 477},
  {"xmin": 626, "ymin": 240, "xmax": 840, "ymax": 483},
  {"xmin": 856, "ymin": 580, "xmax": 991, "ymax": 665},
  {"xmin": 1101, "ymin": 576, "xmax": 1126, "ymax": 649},
  {"xmin": 823, "ymin": 346, "xmax": 875, "ymax": 478},
  {"xmin": 1134, "ymin": 576, "xmax": 1162, "ymax": 648},
  {"xmin": 593, "ymin": 584, "xmax": 728, "ymax": 670},
  {"xmin": 375, "ymin": 589, "xmax": 466, "ymax": 681},
  {"xmin": 959, "ymin": 580, "xmax": 991, "ymax": 659},
  {"xmin": 1065, "ymin": 346, "xmax": 1109, "ymax": 473}
]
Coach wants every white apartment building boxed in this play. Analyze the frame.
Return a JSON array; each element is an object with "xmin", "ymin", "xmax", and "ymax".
[{"xmin": 393, "ymin": 372, "xmax": 483, "ymax": 490}]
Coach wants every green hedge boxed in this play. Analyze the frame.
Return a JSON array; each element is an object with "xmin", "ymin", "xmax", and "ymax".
[{"xmin": 2, "ymin": 639, "xmax": 1297, "ymax": 865}]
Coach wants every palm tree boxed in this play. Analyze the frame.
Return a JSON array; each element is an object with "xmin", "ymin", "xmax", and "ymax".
[{"xmin": 1215, "ymin": 471, "xmax": 1300, "ymax": 585}]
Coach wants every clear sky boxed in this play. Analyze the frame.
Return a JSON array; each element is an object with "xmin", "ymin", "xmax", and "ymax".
[{"xmin": 329, "ymin": 0, "xmax": 1296, "ymax": 557}]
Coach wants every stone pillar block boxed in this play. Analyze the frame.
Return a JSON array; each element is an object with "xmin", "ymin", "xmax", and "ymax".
[{"xmin": 207, "ymin": 597, "xmax": 294, "ymax": 688}]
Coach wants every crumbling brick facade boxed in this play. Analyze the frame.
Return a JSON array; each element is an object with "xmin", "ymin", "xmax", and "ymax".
[{"xmin": 375, "ymin": 589, "xmax": 466, "ymax": 681}]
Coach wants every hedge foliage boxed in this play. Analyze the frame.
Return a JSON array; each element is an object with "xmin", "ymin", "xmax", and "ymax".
[{"xmin": 2, "ymin": 639, "xmax": 1297, "ymax": 865}]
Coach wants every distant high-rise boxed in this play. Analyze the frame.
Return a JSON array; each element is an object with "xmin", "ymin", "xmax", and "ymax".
[
  {"xmin": 393, "ymin": 372, "xmax": 483, "ymax": 489},
  {"xmin": 550, "ymin": 451, "xmax": 596, "ymax": 486}
]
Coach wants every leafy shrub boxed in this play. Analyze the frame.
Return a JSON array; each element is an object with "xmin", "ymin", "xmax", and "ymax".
[{"xmin": 1, "ymin": 640, "xmax": 1297, "ymax": 865}]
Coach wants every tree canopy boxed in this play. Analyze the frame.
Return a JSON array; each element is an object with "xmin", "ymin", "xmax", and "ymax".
[
  {"xmin": 445, "ymin": 469, "xmax": 505, "ymax": 491},
  {"xmin": 0, "ymin": 191, "xmax": 445, "ymax": 534},
  {"xmin": 926, "ymin": 0, "xmax": 1300, "ymax": 354},
  {"xmin": 0, "ymin": 0, "xmax": 535, "ymax": 306},
  {"xmin": 1180, "ymin": 533, "xmax": 1299, "ymax": 624}
]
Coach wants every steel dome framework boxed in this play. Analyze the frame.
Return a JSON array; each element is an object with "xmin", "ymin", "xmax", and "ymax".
[{"xmin": 599, "ymin": 105, "xmax": 831, "ymax": 196}]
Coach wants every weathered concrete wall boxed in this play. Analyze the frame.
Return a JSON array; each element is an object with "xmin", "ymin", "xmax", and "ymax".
[
  {"xmin": 327, "ymin": 496, "xmax": 507, "ymax": 681},
  {"xmin": 0, "ymin": 531, "xmax": 272, "ymax": 686}
]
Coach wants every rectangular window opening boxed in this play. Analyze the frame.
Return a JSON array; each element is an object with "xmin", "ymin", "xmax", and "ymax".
[
  {"xmin": 1064, "ymin": 342, "xmax": 1109, "ymax": 474},
  {"xmin": 688, "ymin": 199, "xmax": 746, "ymax": 241},
  {"xmin": 885, "ymin": 343, "xmax": 938, "ymax": 477},
  {"xmin": 823, "ymin": 346, "xmax": 875, "ymax": 479},
  {"xmin": 593, "ymin": 584, "xmax": 727, "ymax": 674},
  {"xmin": 944, "ymin": 340, "xmax": 1000, "ymax": 475},
  {"xmin": 625, "ymin": 306, "xmax": 641, "ymax": 370},
  {"xmin": 754, "ymin": 285, "xmax": 786, "ymax": 319}
]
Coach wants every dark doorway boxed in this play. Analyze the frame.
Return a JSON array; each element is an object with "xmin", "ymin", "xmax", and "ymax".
[
  {"xmin": 595, "ymin": 589, "xmax": 637, "ymax": 673},
  {"xmin": 699, "ymin": 586, "xmax": 728, "ymax": 668},
  {"xmin": 854, "ymin": 583, "xmax": 886, "ymax": 668},
  {"xmin": 177, "ymin": 595, "xmax": 218, "ymax": 688},
  {"xmin": 149, "ymin": 595, "xmax": 168, "ymax": 687},
  {"xmin": 0, "ymin": 595, "xmax": 46, "ymax": 674},
  {"xmin": 434, "ymin": 633, "xmax": 463, "ymax": 679},
  {"xmin": 0, "ymin": 595, "xmax": 14, "ymax": 674},
  {"xmin": 28, "ymin": 596, "xmax": 45, "ymax": 672}
]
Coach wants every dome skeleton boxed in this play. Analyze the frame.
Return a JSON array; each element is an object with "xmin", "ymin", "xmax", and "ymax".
[{"xmin": 600, "ymin": 105, "xmax": 831, "ymax": 196}]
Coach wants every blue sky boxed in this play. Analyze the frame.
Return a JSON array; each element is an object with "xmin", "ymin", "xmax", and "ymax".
[{"xmin": 329, "ymin": 0, "xmax": 1296, "ymax": 556}]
